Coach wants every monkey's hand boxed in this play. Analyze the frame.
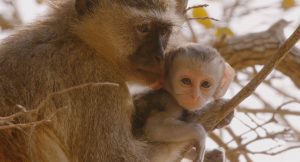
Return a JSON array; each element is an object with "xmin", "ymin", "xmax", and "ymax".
[
  {"xmin": 213, "ymin": 99, "xmax": 235, "ymax": 129},
  {"xmin": 193, "ymin": 124, "xmax": 206, "ymax": 162},
  {"xmin": 201, "ymin": 99, "xmax": 235, "ymax": 130},
  {"xmin": 204, "ymin": 149, "xmax": 225, "ymax": 162},
  {"xmin": 215, "ymin": 111, "xmax": 234, "ymax": 129},
  {"xmin": 184, "ymin": 99, "xmax": 235, "ymax": 131}
]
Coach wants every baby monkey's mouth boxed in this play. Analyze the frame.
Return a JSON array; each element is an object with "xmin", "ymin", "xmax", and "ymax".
[{"xmin": 177, "ymin": 99, "xmax": 204, "ymax": 111}]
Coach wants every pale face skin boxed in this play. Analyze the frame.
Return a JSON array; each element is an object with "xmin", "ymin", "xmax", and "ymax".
[{"xmin": 165, "ymin": 55, "xmax": 224, "ymax": 110}]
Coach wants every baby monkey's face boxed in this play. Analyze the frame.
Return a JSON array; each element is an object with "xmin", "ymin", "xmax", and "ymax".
[{"xmin": 167, "ymin": 56, "xmax": 224, "ymax": 111}]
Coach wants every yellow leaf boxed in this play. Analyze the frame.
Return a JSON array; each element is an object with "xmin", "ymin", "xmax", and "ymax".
[
  {"xmin": 281, "ymin": 0, "xmax": 295, "ymax": 10},
  {"xmin": 192, "ymin": 8, "xmax": 213, "ymax": 29},
  {"xmin": 36, "ymin": 0, "xmax": 44, "ymax": 4},
  {"xmin": 215, "ymin": 27, "xmax": 234, "ymax": 38}
]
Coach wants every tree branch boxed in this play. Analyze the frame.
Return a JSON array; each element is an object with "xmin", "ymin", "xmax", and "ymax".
[
  {"xmin": 221, "ymin": 24, "xmax": 300, "ymax": 111},
  {"xmin": 215, "ymin": 20, "xmax": 300, "ymax": 88},
  {"xmin": 184, "ymin": 4, "xmax": 209, "ymax": 13},
  {"xmin": 0, "ymin": 82, "xmax": 119, "ymax": 130},
  {"xmin": 201, "ymin": 20, "xmax": 300, "ymax": 131}
]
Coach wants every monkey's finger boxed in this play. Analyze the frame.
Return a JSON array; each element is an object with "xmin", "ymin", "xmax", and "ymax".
[
  {"xmin": 194, "ymin": 143, "xmax": 205, "ymax": 162},
  {"xmin": 204, "ymin": 149, "xmax": 225, "ymax": 162},
  {"xmin": 215, "ymin": 110, "xmax": 235, "ymax": 129}
]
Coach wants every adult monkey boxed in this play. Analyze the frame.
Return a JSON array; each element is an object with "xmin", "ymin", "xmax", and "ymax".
[{"xmin": 0, "ymin": 0, "xmax": 188, "ymax": 162}]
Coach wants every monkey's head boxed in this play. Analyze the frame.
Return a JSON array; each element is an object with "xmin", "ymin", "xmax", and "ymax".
[
  {"xmin": 164, "ymin": 44, "xmax": 235, "ymax": 110},
  {"xmin": 72, "ymin": 0, "xmax": 188, "ymax": 85}
]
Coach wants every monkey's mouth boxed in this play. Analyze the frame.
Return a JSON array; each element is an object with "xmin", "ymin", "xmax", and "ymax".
[
  {"xmin": 177, "ymin": 98, "xmax": 204, "ymax": 111},
  {"xmin": 181, "ymin": 102, "xmax": 202, "ymax": 110}
]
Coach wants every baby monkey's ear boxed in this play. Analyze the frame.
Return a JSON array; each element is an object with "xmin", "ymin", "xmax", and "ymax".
[{"xmin": 213, "ymin": 63, "xmax": 235, "ymax": 99}]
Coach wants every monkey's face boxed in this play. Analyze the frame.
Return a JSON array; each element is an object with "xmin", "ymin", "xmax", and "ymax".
[
  {"xmin": 73, "ymin": 0, "xmax": 187, "ymax": 85},
  {"xmin": 127, "ymin": 18, "xmax": 174, "ymax": 84},
  {"xmin": 166, "ymin": 57, "xmax": 224, "ymax": 110}
]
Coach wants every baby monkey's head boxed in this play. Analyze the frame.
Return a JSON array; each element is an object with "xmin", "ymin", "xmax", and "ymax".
[{"xmin": 164, "ymin": 43, "xmax": 235, "ymax": 111}]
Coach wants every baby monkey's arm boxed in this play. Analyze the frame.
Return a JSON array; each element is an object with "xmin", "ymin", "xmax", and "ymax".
[{"xmin": 144, "ymin": 111, "xmax": 206, "ymax": 162}]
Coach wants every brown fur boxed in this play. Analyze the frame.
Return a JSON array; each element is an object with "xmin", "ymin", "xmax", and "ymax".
[{"xmin": 0, "ymin": 0, "xmax": 187, "ymax": 162}]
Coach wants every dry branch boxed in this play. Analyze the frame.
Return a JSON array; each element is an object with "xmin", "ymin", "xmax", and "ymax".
[
  {"xmin": 0, "ymin": 82, "xmax": 119, "ymax": 130},
  {"xmin": 215, "ymin": 20, "xmax": 300, "ymax": 88},
  {"xmin": 188, "ymin": 17, "xmax": 220, "ymax": 22},
  {"xmin": 238, "ymin": 108, "xmax": 300, "ymax": 116},
  {"xmin": 184, "ymin": 4, "xmax": 209, "ymax": 13},
  {"xmin": 199, "ymin": 20, "xmax": 300, "ymax": 131},
  {"xmin": 220, "ymin": 24, "xmax": 300, "ymax": 117}
]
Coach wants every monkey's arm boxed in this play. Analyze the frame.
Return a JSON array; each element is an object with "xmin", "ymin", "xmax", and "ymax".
[
  {"xmin": 144, "ymin": 112, "xmax": 206, "ymax": 143},
  {"xmin": 145, "ymin": 111, "xmax": 206, "ymax": 162}
]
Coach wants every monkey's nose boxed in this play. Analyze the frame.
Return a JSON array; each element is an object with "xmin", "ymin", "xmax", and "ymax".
[
  {"xmin": 192, "ymin": 90, "xmax": 200, "ymax": 100},
  {"xmin": 154, "ymin": 55, "xmax": 164, "ymax": 71},
  {"xmin": 154, "ymin": 55, "xmax": 162, "ymax": 64},
  {"xmin": 191, "ymin": 95, "xmax": 200, "ymax": 102},
  {"xmin": 154, "ymin": 54, "xmax": 164, "ymax": 68}
]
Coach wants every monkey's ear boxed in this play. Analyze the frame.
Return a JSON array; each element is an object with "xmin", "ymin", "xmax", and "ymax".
[
  {"xmin": 213, "ymin": 63, "xmax": 235, "ymax": 99},
  {"xmin": 175, "ymin": 0, "xmax": 188, "ymax": 14},
  {"xmin": 75, "ymin": 0, "xmax": 97, "ymax": 15}
]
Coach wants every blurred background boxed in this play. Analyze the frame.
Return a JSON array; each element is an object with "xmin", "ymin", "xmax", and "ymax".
[{"xmin": 0, "ymin": 0, "xmax": 300, "ymax": 162}]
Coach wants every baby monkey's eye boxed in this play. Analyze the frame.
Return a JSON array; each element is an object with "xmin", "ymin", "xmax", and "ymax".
[
  {"xmin": 181, "ymin": 78, "xmax": 192, "ymax": 85},
  {"xmin": 136, "ymin": 23, "xmax": 151, "ymax": 35},
  {"xmin": 201, "ymin": 81, "xmax": 211, "ymax": 88}
]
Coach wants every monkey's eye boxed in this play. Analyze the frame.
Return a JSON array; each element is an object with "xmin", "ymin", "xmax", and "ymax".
[
  {"xmin": 181, "ymin": 78, "xmax": 192, "ymax": 85},
  {"xmin": 136, "ymin": 23, "xmax": 151, "ymax": 35},
  {"xmin": 201, "ymin": 81, "xmax": 211, "ymax": 88}
]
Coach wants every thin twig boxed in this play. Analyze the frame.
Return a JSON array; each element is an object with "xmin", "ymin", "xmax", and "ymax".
[
  {"xmin": 0, "ymin": 82, "xmax": 119, "ymax": 130},
  {"xmin": 34, "ymin": 82, "xmax": 119, "ymax": 113},
  {"xmin": 184, "ymin": 15, "xmax": 198, "ymax": 42},
  {"xmin": 188, "ymin": 17, "xmax": 220, "ymax": 22},
  {"xmin": 184, "ymin": 4, "xmax": 209, "ymax": 13},
  {"xmin": 0, "ymin": 106, "xmax": 67, "ymax": 130},
  {"xmin": 0, "ymin": 120, "xmax": 51, "ymax": 130}
]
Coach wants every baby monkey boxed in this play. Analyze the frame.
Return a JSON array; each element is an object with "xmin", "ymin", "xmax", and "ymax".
[{"xmin": 133, "ymin": 44, "xmax": 235, "ymax": 162}]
